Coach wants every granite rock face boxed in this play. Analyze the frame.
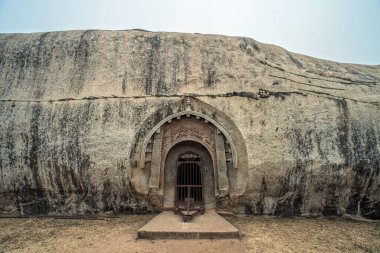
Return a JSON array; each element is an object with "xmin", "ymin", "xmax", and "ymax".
[{"xmin": 0, "ymin": 30, "xmax": 379, "ymax": 218}]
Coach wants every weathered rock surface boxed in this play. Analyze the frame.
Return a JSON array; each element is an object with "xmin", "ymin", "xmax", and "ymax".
[{"xmin": 0, "ymin": 30, "xmax": 379, "ymax": 218}]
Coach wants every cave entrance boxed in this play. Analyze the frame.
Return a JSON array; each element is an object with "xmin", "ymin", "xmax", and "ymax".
[
  {"xmin": 135, "ymin": 97, "xmax": 249, "ymax": 213},
  {"xmin": 163, "ymin": 141, "xmax": 215, "ymax": 209},
  {"xmin": 175, "ymin": 152, "xmax": 204, "ymax": 207}
]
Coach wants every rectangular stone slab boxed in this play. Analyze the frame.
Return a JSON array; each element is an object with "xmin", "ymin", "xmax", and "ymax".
[{"xmin": 138, "ymin": 210, "xmax": 239, "ymax": 239}]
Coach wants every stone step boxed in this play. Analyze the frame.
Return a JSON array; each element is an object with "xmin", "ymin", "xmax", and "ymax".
[{"xmin": 138, "ymin": 210, "xmax": 239, "ymax": 239}]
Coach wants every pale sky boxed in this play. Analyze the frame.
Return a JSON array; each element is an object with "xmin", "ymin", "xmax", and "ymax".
[{"xmin": 0, "ymin": 0, "xmax": 379, "ymax": 65}]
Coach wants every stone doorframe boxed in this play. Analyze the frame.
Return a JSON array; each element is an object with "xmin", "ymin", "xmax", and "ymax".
[
  {"xmin": 163, "ymin": 141, "xmax": 215, "ymax": 209},
  {"xmin": 131, "ymin": 96, "xmax": 248, "ymax": 211}
]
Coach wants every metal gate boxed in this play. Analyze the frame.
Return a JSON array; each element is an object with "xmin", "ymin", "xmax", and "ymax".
[{"xmin": 174, "ymin": 152, "xmax": 204, "ymax": 221}]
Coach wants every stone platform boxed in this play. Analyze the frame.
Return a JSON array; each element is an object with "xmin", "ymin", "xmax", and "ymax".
[{"xmin": 138, "ymin": 210, "xmax": 239, "ymax": 239}]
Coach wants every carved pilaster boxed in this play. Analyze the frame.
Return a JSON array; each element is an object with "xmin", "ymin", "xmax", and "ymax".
[
  {"xmin": 215, "ymin": 129, "xmax": 229, "ymax": 193},
  {"xmin": 149, "ymin": 128, "xmax": 163, "ymax": 189}
]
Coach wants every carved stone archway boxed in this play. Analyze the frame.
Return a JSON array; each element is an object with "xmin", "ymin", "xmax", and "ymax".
[{"xmin": 131, "ymin": 96, "xmax": 248, "ymax": 212}]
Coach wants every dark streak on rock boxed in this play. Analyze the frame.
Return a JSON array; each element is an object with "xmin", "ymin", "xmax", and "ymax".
[
  {"xmin": 277, "ymin": 127, "xmax": 313, "ymax": 216},
  {"xmin": 5, "ymin": 113, "xmax": 16, "ymax": 169},
  {"xmin": 32, "ymin": 32, "xmax": 53, "ymax": 99},
  {"xmin": 347, "ymin": 120, "xmax": 380, "ymax": 219},
  {"xmin": 183, "ymin": 41, "xmax": 190, "ymax": 86},
  {"xmin": 145, "ymin": 34, "xmax": 162, "ymax": 95},
  {"xmin": 102, "ymin": 179, "xmax": 112, "ymax": 211},
  {"xmin": 121, "ymin": 70, "xmax": 127, "ymax": 94},
  {"xmin": 335, "ymin": 100, "xmax": 352, "ymax": 165},
  {"xmin": 257, "ymin": 177, "xmax": 267, "ymax": 214},
  {"xmin": 25, "ymin": 104, "xmax": 47, "ymax": 213},
  {"xmin": 70, "ymin": 31, "xmax": 93, "ymax": 94},
  {"xmin": 201, "ymin": 49, "xmax": 218, "ymax": 87},
  {"xmin": 171, "ymin": 53, "xmax": 181, "ymax": 91},
  {"xmin": 29, "ymin": 104, "xmax": 43, "ymax": 190},
  {"xmin": 0, "ymin": 157, "xmax": 3, "ymax": 188},
  {"xmin": 0, "ymin": 32, "xmax": 53, "ymax": 99},
  {"xmin": 102, "ymin": 102, "xmax": 111, "ymax": 125}
]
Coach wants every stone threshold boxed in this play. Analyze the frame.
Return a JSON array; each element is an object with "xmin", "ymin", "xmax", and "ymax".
[{"xmin": 138, "ymin": 210, "xmax": 239, "ymax": 240}]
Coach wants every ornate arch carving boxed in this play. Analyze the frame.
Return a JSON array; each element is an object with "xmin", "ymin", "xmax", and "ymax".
[
  {"xmin": 131, "ymin": 96, "xmax": 248, "ymax": 203},
  {"xmin": 161, "ymin": 116, "xmax": 217, "ymax": 155},
  {"xmin": 139, "ymin": 110, "xmax": 238, "ymax": 170}
]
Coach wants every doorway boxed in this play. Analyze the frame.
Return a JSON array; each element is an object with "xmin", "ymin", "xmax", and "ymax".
[
  {"xmin": 175, "ymin": 152, "xmax": 204, "ymax": 207},
  {"xmin": 163, "ymin": 141, "xmax": 215, "ymax": 209}
]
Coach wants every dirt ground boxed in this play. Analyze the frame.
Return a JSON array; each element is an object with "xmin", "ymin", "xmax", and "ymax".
[{"xmin": 0, "ymin": 214, "xmax": 379, "ymax": 253}]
